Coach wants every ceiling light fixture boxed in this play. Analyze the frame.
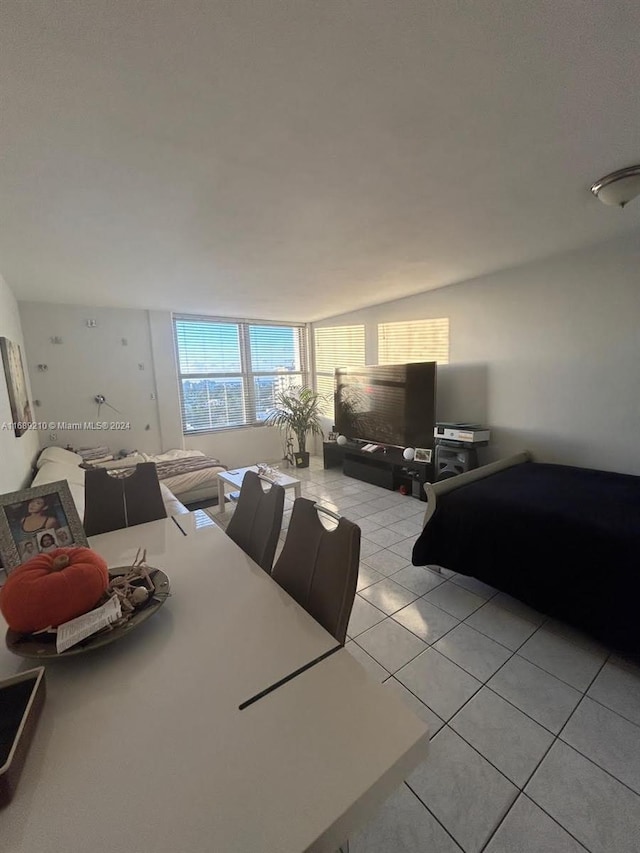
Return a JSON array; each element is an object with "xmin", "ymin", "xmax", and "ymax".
[{"xmin": 590, "ymin": 165, "xmax": 640, "ymax": 208}]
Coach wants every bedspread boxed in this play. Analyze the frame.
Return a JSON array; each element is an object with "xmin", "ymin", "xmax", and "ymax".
[
  {"xmin": 87, "ymin": 449, "xmax": 227, "ymax": 498},
  {"xmin": 412, "ymin": 461, "xmax": 640, "ymax": 651}
]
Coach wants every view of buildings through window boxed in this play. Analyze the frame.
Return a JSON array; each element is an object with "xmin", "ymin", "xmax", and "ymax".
[
  {"xmin": 175, "ymin": 317, "xmax": 449, "ymax": 433},
  {"xmin": 174, "ymin": 318, "xmax": 308, "ymax": 432}
]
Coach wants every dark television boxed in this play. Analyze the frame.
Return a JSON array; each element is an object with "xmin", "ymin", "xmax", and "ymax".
[{"xmin": 334, "ymin": 362, "xmax": 437, "ymax": 448}]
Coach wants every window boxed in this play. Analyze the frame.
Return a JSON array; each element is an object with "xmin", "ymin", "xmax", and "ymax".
[
  {"xmin": 378, "ymin": 318, "xmax": 449, "ymax": 365},
  {"xmin": 313, "ymin": 325, "xmax": 366, "ymax": 417},
  {"xmin": 174, "ymin": 317, "xmax": 308, "ymax": 433}
]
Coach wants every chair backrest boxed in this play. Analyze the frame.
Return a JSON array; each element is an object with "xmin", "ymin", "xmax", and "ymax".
[
  {"xmin": 83, "ymin": 462, "xmax": 167, "ymax": 536},
  {"xmin": 225, "ymin": 470, "xmax": 285, "ymax": 572},
  {"xmin": 272, "ymin": 498, "xmax": 360, "ymax": 645}
]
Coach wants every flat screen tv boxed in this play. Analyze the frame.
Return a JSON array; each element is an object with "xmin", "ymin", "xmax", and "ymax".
[{"xmin": 334, "ymin": 362, "xmax": 437, "ymax": 449}]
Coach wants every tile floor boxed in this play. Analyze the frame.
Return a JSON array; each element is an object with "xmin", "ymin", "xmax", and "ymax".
[{"xmin": 211, "ymin": 457, "xmax": 640, "ymax": 853}]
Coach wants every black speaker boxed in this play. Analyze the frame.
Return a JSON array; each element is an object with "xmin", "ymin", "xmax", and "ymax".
[
  {"xmin": 411, "ymin": 478, "xmax": 423, "ymax": 499},
  {"xmin": 435, "ymin": 445, "xmax": 479, "ymax": 482}
]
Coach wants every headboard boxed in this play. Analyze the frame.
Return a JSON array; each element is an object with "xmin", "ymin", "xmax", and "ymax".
[{"xmin": 422, "ymin": 450, "xmax": 533, "ymax": 528}]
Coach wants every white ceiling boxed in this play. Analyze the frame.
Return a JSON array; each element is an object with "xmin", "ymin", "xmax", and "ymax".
[{"xmin": 1, "ymin": 1, "xmax": 639, "ymax": 322}]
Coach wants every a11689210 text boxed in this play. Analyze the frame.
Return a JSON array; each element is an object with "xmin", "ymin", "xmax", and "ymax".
[{"xmin": 1, "ymin": 421, "xmax": 132, "ymax": 431}]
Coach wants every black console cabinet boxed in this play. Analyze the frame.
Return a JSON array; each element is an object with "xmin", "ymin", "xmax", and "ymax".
[{"xmin": 323, "ymin": 442, "xmax": 433, "ymax": 500}]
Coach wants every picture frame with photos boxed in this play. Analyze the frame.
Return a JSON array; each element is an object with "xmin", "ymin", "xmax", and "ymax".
[
  {"xmin": 0, "ymin": 481, "xmax": 88, "ymax": 573},
  {"xmin": 414, "ymin": 448, "xmax": 432, "ymax": 463}
]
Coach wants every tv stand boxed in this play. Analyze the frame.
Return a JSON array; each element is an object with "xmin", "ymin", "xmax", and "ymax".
[{"xmin": 323, "ymin": 442, "xmax": 433, "ymax": 500}]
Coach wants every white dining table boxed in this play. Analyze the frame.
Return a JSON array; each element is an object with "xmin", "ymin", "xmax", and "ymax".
[{"xmin": 0, "ymin": 511, "xmax": 429, "ymax": 853}]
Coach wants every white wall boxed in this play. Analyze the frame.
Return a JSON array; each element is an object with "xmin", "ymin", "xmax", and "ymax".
[
  {"xmin": 312, "ymin": 234, "xmax": 640, "ymax": 476},
  {"xmin": 184, "ymin": 427, "xmax": 284, "ymax": 469},
  {"xmin": 0, "ymin": 275, "xmax": 40, "ymax": 491},
  {"xmin": 19, "ymin": 303, "xmax": 285, "ymax": 468},
  {"xmin": 20, "ymin": 303, "xmax": 163, "ymax": 454},
  {"xmin": 22, "ymin": 232, "xmax": 636, "ymax": 477}
]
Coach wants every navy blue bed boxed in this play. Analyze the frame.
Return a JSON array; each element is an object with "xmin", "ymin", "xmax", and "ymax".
[{"xmin": 412, "ymin": 461, "xmax": 640, "ymax": 652}]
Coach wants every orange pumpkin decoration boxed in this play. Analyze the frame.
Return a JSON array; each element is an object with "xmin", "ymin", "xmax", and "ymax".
[{"xmin": 0, "ymin": 547, "xmax": 109, "ymax": 633}]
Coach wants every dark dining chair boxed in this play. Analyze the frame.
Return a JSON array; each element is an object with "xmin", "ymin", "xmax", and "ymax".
[
  {"xmin": 225, "ymin": 470, "xmax": 285, "ymax": 572},
  {"xmin": 83, "ymin": 462, "xmax": 167, "ymax": 536},
  {"xmin": 272, "ymin": 498, "xmax": 360, "ymax": 645}
]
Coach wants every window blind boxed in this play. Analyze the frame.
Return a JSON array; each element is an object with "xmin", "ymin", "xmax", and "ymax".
[
  {"xmin": 378, "ymin": 319, "xmax": 449, "ymax": 365},
  {"xmin": 313, "ymin": 325, "xmax": 366, "ymax": 417},
  {"xmin": 174, "ymin": 317, "xmax": 308, "ymax": 433}
]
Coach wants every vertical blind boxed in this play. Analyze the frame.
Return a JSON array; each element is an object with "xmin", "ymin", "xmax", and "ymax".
[
  {"xmin": 313, "ymin": 325, "xmax": 366, "ymax": 417},
  {"xmin": 378, "ymin": 319, "xmax": 449, "ymax": 365},
  {"xmin": 174, "ymin": 316, "xmax": 308, "ymax": 433}
]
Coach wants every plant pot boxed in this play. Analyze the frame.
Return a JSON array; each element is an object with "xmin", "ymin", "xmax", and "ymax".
[{"xmin": 294, "ymin": 452, "xmax": 310, "ymax": 469}]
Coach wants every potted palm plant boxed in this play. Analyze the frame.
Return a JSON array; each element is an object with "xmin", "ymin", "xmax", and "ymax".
[{"xmin": 264, "ymin": 386, "xmax": 325, "ymax": 468}]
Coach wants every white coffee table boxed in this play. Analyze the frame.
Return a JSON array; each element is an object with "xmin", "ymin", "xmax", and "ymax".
[{"xmin": 216, "ymin": 465, "xmax": 302, "ymax": 513}]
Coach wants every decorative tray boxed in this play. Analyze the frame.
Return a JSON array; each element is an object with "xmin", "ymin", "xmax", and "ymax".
[{"xmin": 5, "ymin": 567, "xmax": 170, "ymax": 659}]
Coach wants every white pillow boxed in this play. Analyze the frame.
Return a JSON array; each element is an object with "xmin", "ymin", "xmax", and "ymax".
[
  {"xmin": 94, "ymin": 454, "xmax": 146, "ymax": 470},
  {"xmin": 148, "ymin": 449, "xmax": 206, "ymax": 462},
  {"xmin": 36, "ymin": 446, "xmax": 83, "ymax": 469}
]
